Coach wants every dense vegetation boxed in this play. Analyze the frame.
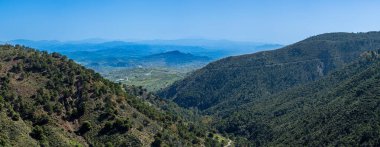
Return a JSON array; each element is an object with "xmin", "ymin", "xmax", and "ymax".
[
  {"xmin": 159, "ymin": 32, "xmax": 380, "ymax": 113},
  {"xmin": 217, "ymin": 50, "xmax": 380, "ymax": 146},
  {"xmin": 0, "ymin": 45, "xmax": 223, "ymax": 146},
  {"xmin": 5, "ymin": 32, "xmax": 380, "ymax": 146},
  {"xmin": 158, "ymin": 31, "xmax": 380, "ymax": 145}
]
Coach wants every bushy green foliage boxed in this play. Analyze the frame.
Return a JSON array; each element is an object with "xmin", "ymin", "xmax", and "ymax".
[
  {"xmin": 0, "ymin": 44, "xmax": 222, "ymax": 146},
  {"xmin": 99, "ymin": 118, "xmax": 132, "ymax": 135},
  {"xmin": 215, "ymin": 50, "xmax": 380, "ymax": 146},
  {"xmin": 30, "ymin": 126, "xmax": 45, "ymax": 140},
  {"xmin": 76, "ymin": 121, "xmax": 92, "ymax": 135},
  {"xmin": 125, "ymin": 85, "xmax": 227, "ymax": 146}
]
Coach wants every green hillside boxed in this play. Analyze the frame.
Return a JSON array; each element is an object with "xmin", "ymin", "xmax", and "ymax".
[
  {"xmin": 4, "ymin": 32, "xmax": 380, "ymax": 146},
  {"xmin": 0, "ymin": 45, "xmax": 223, "ymax": 146},
  {"xmin": 158, "ymin": 32, "xmax": 380, "ymax": 114},
  {"xmin": 157, "ymin": 31, "xmax": 380, "ymax": 145},
  {"xmin": 217, "ymin": 50, "xmax": 380, "ymax": 146}
]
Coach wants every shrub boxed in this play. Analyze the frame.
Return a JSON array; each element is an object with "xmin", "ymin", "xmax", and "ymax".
[
  {"xmin": 30, "ymin": 126, "xmax": 45, "ymax": 140},
  {"xmin": 33, "ymin": 114, "xmax": 49, "ymax": 126},
  {"xmin": 76, "ymin": 121, "xmax": 92, "ymax": 135},
  {"xmin": 113, "ymin": 118, "xmax": 132, "ymax": 133},
  {"xmin": 11, "ymin": 113, "xmax": 20, "ymax": 121},
  {"xmin": 151, "ymin": 137, "xmax": 163, "ymax": 147},
  {"xmin": 99, "ymin": 118, "xmax": 132, "ymax": 135},
  {"xmin": 0, "ymin": 138, "xmax": 7, "ymax": 146}
]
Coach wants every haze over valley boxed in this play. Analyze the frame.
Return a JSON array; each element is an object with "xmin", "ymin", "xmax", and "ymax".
[{"xmin": 5, "ymin": 39, "xmax": 281, "ymax": 91}]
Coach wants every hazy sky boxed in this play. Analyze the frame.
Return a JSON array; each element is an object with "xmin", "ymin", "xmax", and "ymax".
[{"xmin": 0, "ymin": 0, "xmax": 379, "ymax": 44}]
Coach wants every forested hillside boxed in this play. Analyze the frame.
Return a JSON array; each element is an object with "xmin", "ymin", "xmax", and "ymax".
[
  {"xmin": 0, "ymin": 45, "xmax": 222, "ymax": 146},
  {"xmin": 158, "ymin": 31, "xmax": 380, "ymax": 146},
  {"xmin": 4, "ymin": 32, "xmax": 380, "ymax": 146},
  {"xmin": 159, "ymin": 32, "xmax": 380, "ymax": 114},
  {"xmin": 217, "ymin": 50, "xmax": 380, "ymax": 146}
]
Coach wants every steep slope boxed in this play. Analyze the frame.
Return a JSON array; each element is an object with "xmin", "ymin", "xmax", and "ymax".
[
  {"xmin": 217, "ymin": 50, "xmax": 380, "ymax": 146},
  {"xmin": 0, "ymin": 45, "xmax": 222, "ymax": 146},
  {"xmin": 158, "ymin": 32, "xmax": 380, "ymax": 113}
]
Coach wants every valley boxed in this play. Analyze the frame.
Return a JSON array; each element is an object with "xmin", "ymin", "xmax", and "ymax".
[
  {"xmin": 7, "ymin": 39, "xmax": 280, "ymax": 92},
  {"xmin": 2, "ymin": 31, "xmax": 380, "ymax": 146},
  {"xmin": 104, "ymin": 67, "xmax": 187, "ymax": 92},
  {"xmin": 2, "ymin": 1, "xmax": 379, "ymax": 146}
]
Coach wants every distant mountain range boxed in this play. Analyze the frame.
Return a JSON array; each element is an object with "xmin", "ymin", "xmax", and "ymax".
[
  {"xmin": 5, "ymin": 39, "xmax": 282, "ymax": 59},
  {"xmin": 61, "ymin": 49, "xmax": 210, "ymax": 69},
  {"xmin": 138, "ymin": 38, "xmax": 283, "ymax": 54},
  {"xmin": 141, "ymin": 50, "xmax": 211, "ymax": 67},
  {"xmin": 4, "ymin": 39, "xmax": 281, "ymax": 72},
  {"xmin": 2, "ymin": 39, "xmax": 281, "ymax": 92}
]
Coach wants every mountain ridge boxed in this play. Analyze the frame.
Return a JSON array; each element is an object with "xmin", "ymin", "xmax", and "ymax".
[
  {"xmin": 140, "ymin": 50, "xmax": 211, "ymax": 67},
  {"xmin": 158, "ymin": 31, "xmax": 380, "ymax": 112}
]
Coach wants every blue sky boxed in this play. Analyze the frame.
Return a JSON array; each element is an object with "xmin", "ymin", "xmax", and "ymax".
[{"xmin": 0, "ymin": 0, "xmax": 379, "ymax": 44}]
